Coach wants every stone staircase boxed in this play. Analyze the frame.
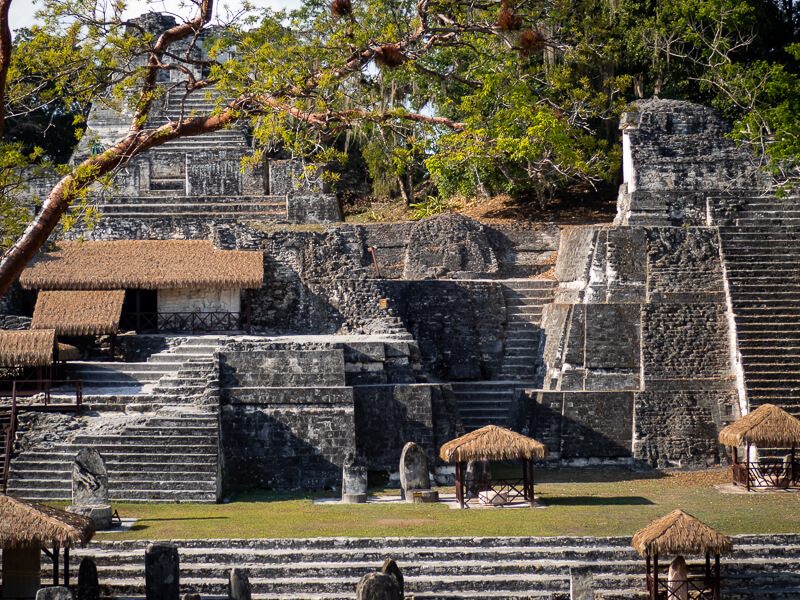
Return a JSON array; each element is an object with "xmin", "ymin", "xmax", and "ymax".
[
  {"xmin": 6, "ymin": 409, "xmax": 219, "ymax": 502},
  {"xmin": 60, "ymin": 534, "xmax": 800, "ymax": 599},
  {"xmin": 5, "ymin": 336, "xmax": 223, "ymax": 502},
  {"xmin": 91, "ymin": 196, "xmax": 288, "ymax": 221},
  {"xmin": 149, "ymin": 89, "xmax": 249, "ymax": 153},
  {"xmin": 452, "ymin": 279, "xmax": 556, "ymax": 432},
  {"xmin": 498, "ymin": 280, "xmax": 557, "ymax": 381},
  {"xmin": 717, "ymin": 196, "xmax": 800, "ymax": 417}
]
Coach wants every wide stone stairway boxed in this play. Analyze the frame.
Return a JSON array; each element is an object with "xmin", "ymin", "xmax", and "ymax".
[
  {"xmin": 61, "ymin": 534, "xmax": 800, "ymax": 599},
  {"xmin": 717, "ymin": 196, "xmax": 800, "ymax": 417},
  {"xmin": 5, "ymin": 337, "xmax": 223, "ymax": 502},
  {"xmin": 453, "ymin": 279, "xmax": 555, "ymax": 432}
]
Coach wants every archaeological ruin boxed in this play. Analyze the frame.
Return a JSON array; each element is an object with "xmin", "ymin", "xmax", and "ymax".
[{"xmin": 3, "ymin": 14, "xmax": 800, "ymax": 599}]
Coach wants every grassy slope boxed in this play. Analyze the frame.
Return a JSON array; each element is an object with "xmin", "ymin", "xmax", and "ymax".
[{"xmin": 94, "ymin": 469, "xmax": 800, "ymax": 541}]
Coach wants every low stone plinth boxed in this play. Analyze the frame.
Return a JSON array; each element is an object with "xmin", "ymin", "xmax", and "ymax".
[
  {"xmin": 68, "ymin": 504, "xmax": 113, "ymax": 530},
  {"xmin": 478, "ymin": 490, "xmax": 507, "ymax": 506},
  {"xmin": 408, "ymin": 490, "xmax": 439, "ymax": 504},
  {"xmin": 342, "ymin": 493, "xmax": 368, "ymax": 504}
]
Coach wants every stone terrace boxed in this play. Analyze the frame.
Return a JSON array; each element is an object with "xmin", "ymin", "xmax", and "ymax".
[{"xmin": 59, "ymin": 535, "xmax": 800, "ymax": 599}]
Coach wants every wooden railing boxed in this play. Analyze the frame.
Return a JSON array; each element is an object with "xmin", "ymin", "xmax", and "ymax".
[
  {"xmin": 646, "ymin": 574, "xmax": 719, "ymax": 600},
  {"xmin": 732, "ymin": 460, "xmax": 800, "ymax": 489},
  {"xmin": 125, "ymin": 311, "xmax": 242, "ymax": 332},
  {"xmin": 461, "ymin": 476, "xmax": 533, "ymax": 505}
]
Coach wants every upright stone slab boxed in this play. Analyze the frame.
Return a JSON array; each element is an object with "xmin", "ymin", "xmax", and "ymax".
[
  {"xmin": 399, "ymin": 442, "xmax": 437, "ymax": 502},
  {"xmin": 342, "ymin": 452, "xmax": 368, "ymax": 504},
  {"xmin": 355, "ymin": 573, "xmax": 402, "ymax": 600},
  {"xmin": 77, "ymin": 557, "xmax": 100, "ymax": 600},
  {"xmin": 145, "ymin": 543, "xmax": 180, "ymax": 600},
  {"xmin": 381, "ymin": 559, "xmax": 404, "ymax": 598},
  {"xmin": 228, "ymin": 568, "xmax": 251, "ymax": 600},
  {"xmin": 35, "ymin": 587, "xmax": 72, "ymax": 600},
  {"xmin": 570, "ymin": 566, "xmax": 595, "ymax": 600},
  {"xmin": 68, "ymin": 448, "xmax": 112, "ymax": 530}
]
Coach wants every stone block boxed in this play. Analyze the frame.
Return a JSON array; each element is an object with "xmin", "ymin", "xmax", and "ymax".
[
  {"xmin": 77, "ymin": 558, "xmax": 99, "ymax": 600},
  {"xmin": 399, "ymin": 441, "xmax": 431, "ymax": 499},
  {"xmin": 36, "ymin": 588, "xmax": 72, "ymax": 600},
  {"xmin": 145, "ymin": 543, "xmax": 179, "ymax": 600}
]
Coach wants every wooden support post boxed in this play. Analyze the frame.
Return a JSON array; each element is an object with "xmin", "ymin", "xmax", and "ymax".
[
  {"xmin": 530, "ymin": 460, "xmax": 535, "ymax": 506},
  {"xmin": 705, "ymin": 550, "xmax": 711, "ymax": 581},
  {"xmin": 652, "ymin": 553, "xmax": 658, "ymax": 600},
  {"xmin": 714, "ymin": 553, "xmax": 721, "ymax": 600},
  {"xmin": 746, "ymin": 441, "xmax": 751, "ymax": 491},
  {"xmin": 791, "ymin": 445, "xmax": 796, "ymax": 485},
  {"xmin": 52, "ymin": 544, "xmax": 59, "ymax": 585},
  {"xmin": 646, "ymin": 553, "xmax": 651, "ymax": 596},
  {"xmin": 64, "ymin": 546, "xmax": 69, "ymax": 586},
  {"xmin": 455, "ymin": 462, "xmax": 464, "ymax": 508}
]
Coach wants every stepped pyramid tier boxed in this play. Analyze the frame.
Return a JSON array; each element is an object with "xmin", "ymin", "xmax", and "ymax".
[{"xmin": 39, "ymin": 534, "xmax": 800, "ymax": 599}]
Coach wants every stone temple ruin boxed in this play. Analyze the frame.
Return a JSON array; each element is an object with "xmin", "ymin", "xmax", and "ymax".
[
  {"xmin": 2, "ymin": 16, "xmax": 800, "ymax": 510},
  {"xmin": 1, "ymin": 92, "xmax": 796, "ymax": 503}
]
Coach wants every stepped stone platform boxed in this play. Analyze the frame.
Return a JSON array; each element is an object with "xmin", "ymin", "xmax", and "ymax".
[{"xmin": 53, "ymin": 534, "xmax": 800, "ymax": 599}]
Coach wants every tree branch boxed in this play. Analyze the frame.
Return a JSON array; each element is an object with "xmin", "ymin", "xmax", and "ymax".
[{"xmin": 0, "ymin": 0, "xmax": 12, "ymax": 137}]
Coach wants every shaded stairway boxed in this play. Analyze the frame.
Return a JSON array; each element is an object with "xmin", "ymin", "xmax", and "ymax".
[
  {"xmin": 61, "ymin": 534, "xmax": 800, "ymax": 599},
  {"xmin": 716, "ymin": 196, "xmax": 800, "ymax": 417},
  {"xmin": 453, "ymin": 279, "xmax": 556, "ymax": 432}
]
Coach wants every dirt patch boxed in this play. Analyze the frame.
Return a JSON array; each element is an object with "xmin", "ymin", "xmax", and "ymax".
[{"xmin": 375, "ymin": 518, "xmax": 437, "ymax": 527}]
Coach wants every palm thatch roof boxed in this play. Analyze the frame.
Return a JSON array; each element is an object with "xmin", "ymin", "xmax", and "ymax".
[
  {"xmin": 32, "ymin": 290, "xmax": 125, "ymax": 336},
  {"xmin": 439, "ymin": 425, "xmax": 548, "ymax": 463},
  {"xmin": 20, "ymin": 240, "xmax": 264, "ymax": 291},
  {"xmin": 631, "ymin": 509, "xmax": 732, "ymax": 557},
  {"xmin": 718, "ymin": 404, "xmax": 800, "ymax": 448},
  {"xmin": 0, "ymin": 329, "xmax": 56, "ymax": 368},
  {"xmin": 0, "ymin": 495, "xmax": 95, "ymax": 549}
]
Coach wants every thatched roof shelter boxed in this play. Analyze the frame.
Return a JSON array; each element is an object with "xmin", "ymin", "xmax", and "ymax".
[
  {"xmin": 718, "ymin": 404, "xmax": 800, "ymax": 448},
  {"xmin": 439, "ymin": 425, "xmax": 548, "ymax": 463},
  {"xmin": 32, "ymin": 290, "xmax": 125, "ymax": 336},
  {"xmin": 0, "ymin": 330, "xmax": 56, "ymax": 368},
  {"xmin": 0, "ymin": 495, "xmax": 95, "ymax": 550},
  {"xmin": 632, "ymin": 509, "xmax": 732, "ymax": 557},
  {"xmin": 20, "ymin": 240, "xmax": 264, "ymax": 291}
]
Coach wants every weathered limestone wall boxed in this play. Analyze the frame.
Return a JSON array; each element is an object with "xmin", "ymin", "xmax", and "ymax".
[
  {"xmin": 218, "ymin": 338, "xmax": 462, "ymax": 491},
  {"xmin": 616, "ymin": 99, "xmax": 765, "ymax": 226}
]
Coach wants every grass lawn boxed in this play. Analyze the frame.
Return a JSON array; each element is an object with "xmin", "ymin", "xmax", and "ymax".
[{"xmin": 93, "ymin": 468, "xmax": 800, "ymax": 541}]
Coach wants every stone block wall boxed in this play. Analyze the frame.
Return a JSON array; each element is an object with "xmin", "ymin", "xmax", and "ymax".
[
  {"xmin": 536, "ymin": 222, "xmax": 738, "ymax": 467},
  {"xmin": 617, "ymin": 99, "xmax": 765, "ymax": 226}
]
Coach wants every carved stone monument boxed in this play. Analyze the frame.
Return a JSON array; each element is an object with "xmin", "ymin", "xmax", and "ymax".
[
  {"xmin": 228, "ymin": 568, "xmax": 252, "ymax": 600},
  {"xmin": 77, "ymin": 557, "xmax": 100, "ymax": 600},
  {"xmin": 399, "ymin": 442, "xmax": 438, "ymax": 503},
  {"xmin": 145, "ymin": 543, "xmax": 180, "ymax": 600},
  {"xmin": 569, "ymin": 566, "xmax": 595, "ymax": 600},
  {"xmin": 355, "ymin": 558, "xmax": 404, "ymax": 600},
  {"xmin": 342, "ymin": 452, "xmax": 368, "ymax": 504},
  {"xmin": 35, "ymin": 587, "xmax": 72, "ymax": 600},
  {"xmin": 68, "ymin": 448, "xmax": 112, "ymax": 530}
]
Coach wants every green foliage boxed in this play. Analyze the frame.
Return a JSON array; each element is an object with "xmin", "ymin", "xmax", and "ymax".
[{"xmin": 408, "ymin": 195, "xmax": 453, "ymax": 220}]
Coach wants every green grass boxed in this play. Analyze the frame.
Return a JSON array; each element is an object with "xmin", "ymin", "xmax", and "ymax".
[{"xmin": 94, "ymin": 468, "xmax": 800, "ymax": 541}]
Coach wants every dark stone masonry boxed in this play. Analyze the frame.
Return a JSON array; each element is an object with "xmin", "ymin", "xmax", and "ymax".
[{"xmin": 4, "ymin": 96, "xmax": 790, "ymax": 496}]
